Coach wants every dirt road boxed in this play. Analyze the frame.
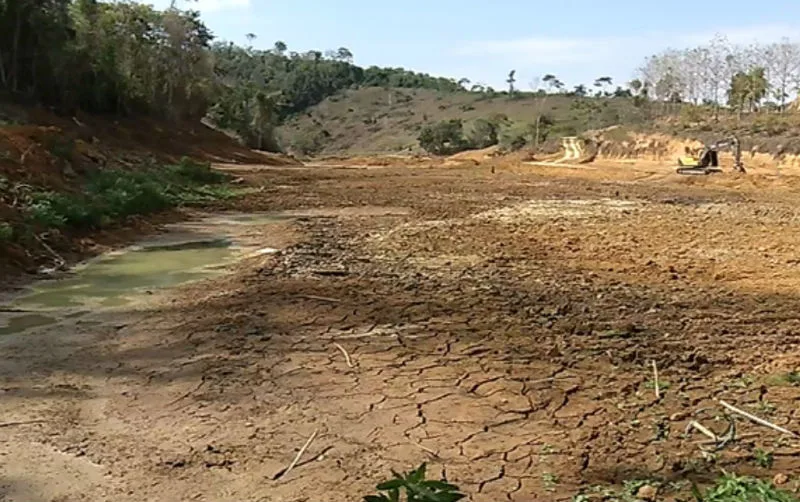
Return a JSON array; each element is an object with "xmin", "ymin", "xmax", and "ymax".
[{"xmin": 3, "ymin": 162, "xmax": 800, "ymax": 501}]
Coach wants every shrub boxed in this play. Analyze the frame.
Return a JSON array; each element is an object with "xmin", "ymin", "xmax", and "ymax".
[
  {"xmin": 0, "ymin": 221, "xmax": 13, "ymax": 241},
  {"xmin": 466, "ymin": 119, "xmax": 498, "ymax": 149},
  {"xmin": 23, "ymin": 161, "xmax": 229, "ymax": 230},
  {"xmin": 170, "ymin": 157, "xmax": 227, "ymax": 184},
  {"xmin": 292, "ymin": 127, "xmax": 329, "ymax": 155},
  {"xmin": 364, "ymin": 464, "xmax": 465, "ymax": 502},
  {"xmin": 418, "ymin": 119, "xmax": 468, "ymax": 155}
]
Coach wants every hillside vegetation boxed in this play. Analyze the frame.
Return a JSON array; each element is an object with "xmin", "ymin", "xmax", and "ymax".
[{"xmin": 278, "ymin": 87, "xmax": 649, "ymax": 155}]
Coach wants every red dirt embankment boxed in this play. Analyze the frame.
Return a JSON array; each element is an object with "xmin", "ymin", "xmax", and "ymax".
[{"xmin": 0, "ymin": 104, "xmax": 298, "ymax": 280}]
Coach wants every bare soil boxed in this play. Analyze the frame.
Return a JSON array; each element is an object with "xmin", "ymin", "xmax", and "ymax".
[{"xmin": 3, "ymin": 160, "xmax": 800, "ymax": 501}]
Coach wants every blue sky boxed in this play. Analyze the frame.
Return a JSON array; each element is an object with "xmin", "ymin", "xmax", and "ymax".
[{"xmin": 153, "ymin": 0, "xmax": 800, "ymax": 89}]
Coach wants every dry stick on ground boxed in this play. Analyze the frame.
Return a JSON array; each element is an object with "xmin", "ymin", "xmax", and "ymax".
[
  {"xmin": 0, "ymin": 420, "xmax": 47, "ymax": 428},
  {"xmin": 333, "ymin": 343, "xmax": 354, "ymax": 368},
  {"xmin": 297, "ymin": 294, "xmax": 341, "ymax": 303},
  {"xmin": 718, "ymin": 399, "xmax": 798, "ymax": 437},
  {"xmin": 274, "ymin": 429, "xmax": 319, "ymax": 480},
  {"xmin": 651, "ymin": 360, "xmax": 660, "ymax": 399},
  {"xmin": 33, "ymin": 234, "xmax": 65, "ymax": 269},
  {"xmin": 686, "ymin": 421, "xmax": 719, "ymax": 441}
]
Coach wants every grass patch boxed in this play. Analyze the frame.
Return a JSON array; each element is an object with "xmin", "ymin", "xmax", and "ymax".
[
  {"xmin": 767, "ymin": 372, "xmax": 800, "ymax": 387},
  {"xmin": 693, "ymin": 473, "xmax": 798, "ymax": 502},
  {"xmin": 24, "ymin": 158, "xmax": 231, "ymax": 230},
  {"xmin": 752, "ymin": 448, "xmax": 775, "ymax": 469}
]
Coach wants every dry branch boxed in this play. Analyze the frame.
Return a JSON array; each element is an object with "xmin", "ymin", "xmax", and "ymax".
[
  {"xmin": 297, "ymin": 294, "xmax": 341, "ymax": 303},
  {"xmin": 333, "ymin": 343, "xmax": 354, "ymax": 368},
  {"xmin": 274, "ymin": 429, "xmax": 319, "ymax": 480},
  {"xmin": 651, "ymin": 360, "xmax": 660, "ymax": 399},
  {"xmin": 718, "ymin": 399, "xmax": 798, "ymax": 437}
]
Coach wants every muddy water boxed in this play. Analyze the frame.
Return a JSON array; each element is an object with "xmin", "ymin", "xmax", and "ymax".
[{"xmin": 0, "ymin": 213, "xmax": 286, "ymax": 335}]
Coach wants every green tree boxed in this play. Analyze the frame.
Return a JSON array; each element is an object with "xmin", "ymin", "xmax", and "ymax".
[
  {"xmin": 466, "ymin": 118, "xmax": 498, "ymax": 149},
  {"xmin": 728, "ymin": 67, "xmax": 769, "ymax": 114},
  {"xmin": 418, "ymin": 119, "xmax": 468, "ymax": 155},
  {"xmin": 507, "ymin": 69, "xmax": 516, "ymax": 96}
]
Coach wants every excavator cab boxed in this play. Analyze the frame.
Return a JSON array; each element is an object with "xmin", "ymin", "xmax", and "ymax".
[{"xmin": 677, "ymin": 137, "xmax": 745, "ymax": 175}]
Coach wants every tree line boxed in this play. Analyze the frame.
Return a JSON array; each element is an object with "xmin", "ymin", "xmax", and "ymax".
[
  {"xmin": 636, "ymin": 35, "xmax": 799, "ymax": 113},
  {"xmin": 0, "ymin": 0, "xmax": 462, "ymax": 150}
]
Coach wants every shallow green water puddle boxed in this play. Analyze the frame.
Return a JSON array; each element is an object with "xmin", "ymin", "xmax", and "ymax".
[{"xmin": 1, "ymin": 212, "xmax": 286, "ymax": 335}]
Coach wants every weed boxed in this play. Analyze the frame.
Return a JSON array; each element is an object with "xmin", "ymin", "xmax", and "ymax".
[
  {"xmin": 540, "ymin": 444, "xmax": 556, "ymax": 454},
  {"xmin": 644, "ymin": 379, "xmax": 672, "ymax": 392},
  {"xmin": 732, "ymin": 375, "xmax": 755, "ymax": 388},
  {"xmin": 363, "ymin": 463, "xmax": 465, "ymax": 502},
  {"xmin": 768, "ymin": 372, "xmax": 800, "ymax": 387},
  {"xmin": 543, "ymin": 473, "xmax": 560, "ymax": 492},
  {"xmin": 0, "ymin": 221, "xmax": 13, "ymax": 241},
  {"xmin": 753, "ymin": 448, "xmax": 775, "ymax": 469},
  {"xmin": 692, "ymin": 472, "xmax": 798, "ymax": 501},
  {"xmin": 653, "ymin": 419, "xmax": 670, "ymax": 441},
  {"xmin": 22, "ymin": 161, "xmax": 230, "ymax": 231},
  {"xmin": 169, "ymin": 157, "xmax": 227, "ymax": 184},
  {"xmin": 756, "ymin": 400, "xmax": 777, "ymax": 416}
]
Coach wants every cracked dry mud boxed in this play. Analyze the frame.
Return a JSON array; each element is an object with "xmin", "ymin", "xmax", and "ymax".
[{"xmin": 4, "ymin": 163, "xmax": 800, "ymax": 501}]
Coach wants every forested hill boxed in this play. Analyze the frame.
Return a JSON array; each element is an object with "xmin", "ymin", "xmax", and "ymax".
[{"xmin": 0, "ymin": 0, "xmax": 462, "ymax": 150}]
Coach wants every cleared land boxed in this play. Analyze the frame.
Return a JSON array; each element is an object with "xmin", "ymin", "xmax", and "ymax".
[{"xmin": 3, "ymin": 159, "xmax": 800, "ymax": 501}]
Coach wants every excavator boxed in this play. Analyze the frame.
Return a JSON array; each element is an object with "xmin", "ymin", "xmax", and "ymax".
[{"xmin": 677, "ymin": 136, "xmax": 746, "ymax": 175}]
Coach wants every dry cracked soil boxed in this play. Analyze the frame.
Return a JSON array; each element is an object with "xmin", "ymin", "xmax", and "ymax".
[{"xmin": 3, "ymin": 161, "xmax": 800, "ymax": 501}]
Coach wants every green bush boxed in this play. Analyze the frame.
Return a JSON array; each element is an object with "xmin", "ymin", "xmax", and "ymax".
[
  {"xmin": 693, "ymin": 473, "xmax": 798, "ymax": 501},
  {"xmin": 466, "ymin": 119, "xmax": 498, "ymax": 149},
  {"xmin": 23, "ymin": 160, "xmax": 229, "ymax": 230},
  {"xmin": 418, "ymin": 119, "xmax": 468, "ymax": 155},
  {"xmin": 169, "ymin": 157, "xmax": 227, "ymax": 184},
  {"xmin": 0, "ymin": 222, "xmax": 13, "ymax": 241}
]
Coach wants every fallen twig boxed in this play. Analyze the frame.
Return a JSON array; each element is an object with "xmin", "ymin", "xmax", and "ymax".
[
  {"xmin": 273, "ymin": 429, "xmax": 319, "ymax": 480},
  {"xmin": 651, "ymin": 360, "xmax": 660, "ymax": 399},
  {"xmin": 413, "ymin": 442, "xmax": 441, "ymax": 459},
  {"xmin": 33, "ymin": 234, "xmax": 65, "ymax": 270},
  {"xmin": 297, "ymin": 294, "xmax": 341, "ymax": 303},
  {"xmin": 333, "ymin": 343, "xmax": 354, "ymax": 368},
  {"xmin": 718, "ymin": 399, "xmax": 798, "ymax": 437},
  {"xmin": 686, "ymin": 421, "xmax": 718, "ymax": 441},
  {"xmin": 0, "ymin": 420, "xmax": 47, "ymax": 428}
]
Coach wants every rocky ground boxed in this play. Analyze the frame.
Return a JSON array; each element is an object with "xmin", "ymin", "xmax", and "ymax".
[{"xmin": 3, "ymin": 161, "xmax": 800, "ymax": 501}]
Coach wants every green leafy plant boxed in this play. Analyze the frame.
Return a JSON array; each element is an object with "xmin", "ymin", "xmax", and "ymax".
[
  {"xmin": 692, "ymin": 473, "xmax": 798, "ymax": 502},
  {"xmin": 364, "ymin": 464, "xmax": 465, "ymax": 502},
  {"xmin": 752, "ymin": 448, "xmax": 775, "ymax": 469},
  {"xmin": 23, "ymin": 162, "xmax": 231, "ymax": 231},
  {"xmin": 0, "ymin": 221, "xmax": 13, "ymax": 241},
  {"xmin": 543, "ymin": 472, "xmax": 560, "ymax": 492}
]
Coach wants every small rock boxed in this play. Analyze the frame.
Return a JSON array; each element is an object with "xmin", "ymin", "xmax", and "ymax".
[
  {"xmin": 773, "ymin": 473, "xmax": 789, "ymax": 485},
  {"xmin": 636, "ymin": 485, "xmax": 658, "ymax": 501}
]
